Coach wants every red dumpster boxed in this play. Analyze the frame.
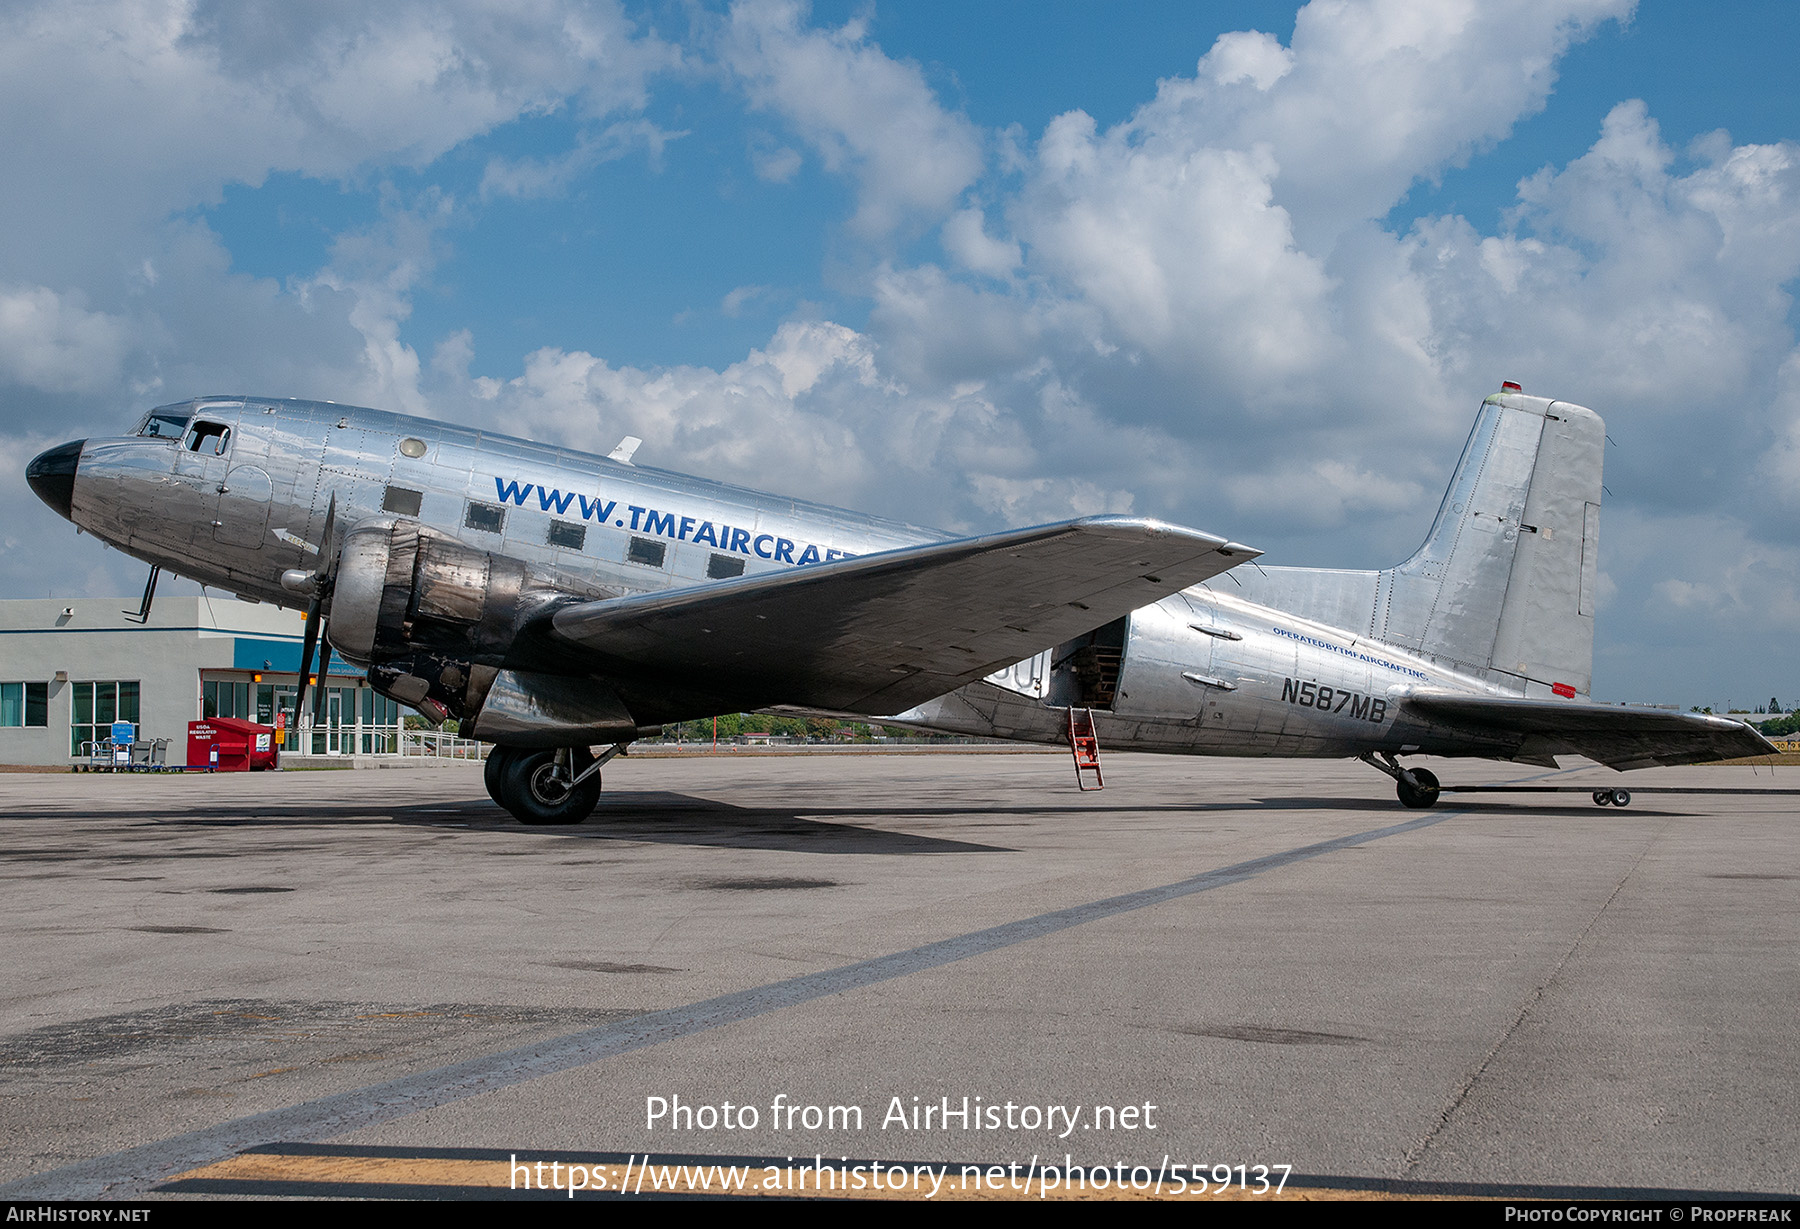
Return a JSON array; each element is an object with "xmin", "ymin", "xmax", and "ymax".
[{"xmin": 187, "ymin": 718, "xmax": 281, "ymax": 771}]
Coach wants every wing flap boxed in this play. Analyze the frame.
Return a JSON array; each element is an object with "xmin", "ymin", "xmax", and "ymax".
[
  {"xmin": 549, "ymin": 516, "xmax": 1255, "ymax": 714},
  {"xmin": 1405, "ymin": 693, "xmax": 1777, "ymax": 768}
]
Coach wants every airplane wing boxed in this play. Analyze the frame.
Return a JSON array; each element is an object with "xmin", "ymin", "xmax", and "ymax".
[
  {"xmin": 547, "ymin": 516, "xmax": 1255, "ymax": 715},
  {"xmin": 1403, "ymin": 693, "xmax": 1777, "ymax": 769}
]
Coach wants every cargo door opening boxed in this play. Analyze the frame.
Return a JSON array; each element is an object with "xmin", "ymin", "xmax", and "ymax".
[{"xmin": 1047, "ymin": 616, "xmax": 1127, "ymax": 712}]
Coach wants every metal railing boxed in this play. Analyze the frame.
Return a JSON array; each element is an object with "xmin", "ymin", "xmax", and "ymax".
[{"xmin": 401, "ymin": 729, "xmax": 488, "ymax": 760}]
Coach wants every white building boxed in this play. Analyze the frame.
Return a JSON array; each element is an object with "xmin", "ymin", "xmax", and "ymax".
[{"xmin": 0, "ymin": 597, "xmax": 402, "ymax": 767}]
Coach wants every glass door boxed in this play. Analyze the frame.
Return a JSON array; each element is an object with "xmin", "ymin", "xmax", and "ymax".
[{"xmin": 326, "ymin": 690, "xmax": 343, "ymax": 755}]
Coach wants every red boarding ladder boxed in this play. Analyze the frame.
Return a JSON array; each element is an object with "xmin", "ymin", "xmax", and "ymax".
[{"xmin": 1067, "ymin": 707, "xmax": 1104, "ymax": 790}]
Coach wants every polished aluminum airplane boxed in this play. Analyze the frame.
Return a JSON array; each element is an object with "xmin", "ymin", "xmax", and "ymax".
[{"xmin": 26, "ymin": 384, "xmax": 1771, "ymax": 821}]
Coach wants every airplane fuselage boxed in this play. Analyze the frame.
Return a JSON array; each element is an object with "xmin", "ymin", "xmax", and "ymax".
[
  {"xmin": 71, "ymin": 397, "xmax": 943, "ymax": 610},
  {"xmin": 50, "ymin": 395, "xmax": 1525, "ymax": 765},
  {"xmin": 898, "ymin": 584, "xmax": 1527, "ymax": 761}
]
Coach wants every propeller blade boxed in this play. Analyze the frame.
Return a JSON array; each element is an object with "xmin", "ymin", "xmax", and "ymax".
[
  {"xmin": 311, "ymin": 493, "xmax": 340, "ymax": 727},
  {"xmin": 293, "ymin": 603, "xmax": 320, "ymax": 730},
  {"xmin": 312, "ymin": 640, "xmax": 333, "ymax": 724},
  {"xmin": 291, "ymin": 496, "xmax": 338, "ymax": 734},
  {"xmin": 317, "ymin": 493, "xmax": 338, "ymax": 579},
  {"xmin": 292, "ymin": 493, "xmax": 339, "ymax": 735}
]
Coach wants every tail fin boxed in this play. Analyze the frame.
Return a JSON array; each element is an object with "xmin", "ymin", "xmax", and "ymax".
[{"xmin": 1231, "ymin": 390, "xmax": 1604, "ymax": 695}]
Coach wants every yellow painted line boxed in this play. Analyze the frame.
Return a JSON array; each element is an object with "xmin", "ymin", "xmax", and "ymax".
[
  {"xmin": 167, "ymin": 1153, "xmax": 1472, "ymax": 1200},
  {"xmin": 169, "ymin": 1153, "xmax": 521, "ymax": 1189}
]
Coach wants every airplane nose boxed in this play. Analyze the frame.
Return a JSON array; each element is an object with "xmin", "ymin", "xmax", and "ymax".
[{"xmin": 26, "ymin": 438, "xmax": 85, "ymax": 521}]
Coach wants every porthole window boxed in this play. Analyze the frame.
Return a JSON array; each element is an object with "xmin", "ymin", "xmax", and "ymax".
[
  {"xmin": 627, "ymin": 536, "xmax": 666, "ymax": 568},
  {"xmin": 398, "ymin": 437, "xmax": 427, "ymax": 458},
  {"xmin": 464, "ymin": 501, "xmax": 505, "ymax": 533},
  {"xmin": 547, "ymin": 521, "xmax": 586, "ymax": 550},
  {"xmin": 382, "ymin": 486, "xmax": 423, "ymax": 516}
]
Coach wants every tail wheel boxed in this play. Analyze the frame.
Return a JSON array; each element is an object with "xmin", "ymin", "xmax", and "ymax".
[
  {"xmin": 1396, "ymin": 767, "xmax": 1441, "ymax": 809},
  {"xmin": 501, "ymin": 747, "xmax": 601, "ymax": 825}
]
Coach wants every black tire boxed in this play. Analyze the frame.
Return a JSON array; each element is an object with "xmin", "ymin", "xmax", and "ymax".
[
  {"xmin": 1593, "ymin": 789, "xmax": 1613, "ymax": 807},
  {"xmin": 1396, "ymin": 767, "xmax": 1441, "ymax": 809},
  {"xmin": 500, "ymin": 747, "xmax": 601, "ymax": 825},
  {"xmin": 1610, "ymin": 789, "xmax": 1631, "ymax": 807},
  {"xmin": 483, "ymin": 746, "xmax": 515, "ymax": 807}
]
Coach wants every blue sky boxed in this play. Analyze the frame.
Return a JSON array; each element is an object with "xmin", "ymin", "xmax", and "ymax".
[
  {"xmin": 200, "ymin": 2, "xmax": 1800, "ymax": 376},
  {"xmin": 4, "ymin": 0, "xmax": 1800, "ymax": 708}
]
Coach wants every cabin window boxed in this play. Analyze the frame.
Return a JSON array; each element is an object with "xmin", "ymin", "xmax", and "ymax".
[
  {"xmin": 135, "ymin": 408, "xmax": 190, "ymax": 439},
  {"xmin": 707, "ymin": 553, "xmax": 745, "ymax": 580},
  {"xmin": 464, "ymin": 501, "xmax": 505, "ymax": 533},
  {"xmin": 627, "ymin": 536, "xmax": 666, "ymax": 568},
  {"xmin": 547, "ymin": 521, "xmax": 586, "ymax": 551},
  {"xmin": 183, "ymin": 421, "xmax": 231, "ymax": 456},
  {"xmin": 382, "ymin": 486, "xmax": 423, "ymax": 517}
]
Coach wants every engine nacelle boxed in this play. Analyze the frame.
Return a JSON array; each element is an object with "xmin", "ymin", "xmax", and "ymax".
[
  {"xmin": 464, "ymin": 667, "xmax": 646, "ymax": 747},
  {"xmin": 327, "ymin": 518, "xmax": 640, "ymax": 743}
]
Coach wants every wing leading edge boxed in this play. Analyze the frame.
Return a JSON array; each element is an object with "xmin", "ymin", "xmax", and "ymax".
[
  {"xmin": 549, "ymin": 516, "xmax": 1257, "ymax": 715},
  {"xmin": 1404, "ymin": 693, "xmax": 1777, "ymax": 769}
]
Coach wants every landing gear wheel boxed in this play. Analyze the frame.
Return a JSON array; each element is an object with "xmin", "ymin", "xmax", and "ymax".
[
  {"xmin": 1609, "ymin": 789, "xmax": 1631, "ymax": 808},
  {"xmin": 1396, "ymin": 767, "xmax": 1441, "ymax": 809},
  {"xmin": 1593, "ymin": 789, "xmax": 1612, "ymax": 806},
  {"xmin": 500, "ymin": 747, "xmax": 601, "ymax": 825},
  {"xmin": 484, "ymin": 745, "xmax": 517, "ymax": 807}
]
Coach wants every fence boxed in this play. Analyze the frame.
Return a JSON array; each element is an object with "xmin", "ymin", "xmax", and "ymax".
[{"xmin": 401, "ymin": 729, "xmax": 488, "ymax": 760}]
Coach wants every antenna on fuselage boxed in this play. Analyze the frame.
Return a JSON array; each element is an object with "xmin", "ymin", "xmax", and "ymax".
[
  {"xmin": 608, "ymin": 436, "xmax": 642, "ymax": 465},
  {"xmin": 122, "ymin": 565, "xmax": 160, "ymax": 624}
]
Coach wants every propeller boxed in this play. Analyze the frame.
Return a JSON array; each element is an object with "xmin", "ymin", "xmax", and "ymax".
[
  {"xmin": 313, "ymin": 643, "xmax": 334, "ymax": 726},
  {"xmin": 291, "ymin": 494, "xmax": 338, "ymax": 733}
]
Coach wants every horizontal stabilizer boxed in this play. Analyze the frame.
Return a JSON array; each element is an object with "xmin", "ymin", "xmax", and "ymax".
[
  {"xmin": 1404, "ymin": 693, "xmax": 1777, "ymax": 769},
  {"xmin": 549, "ymin": 516, "xmax": 1256, "ymax": 715}
]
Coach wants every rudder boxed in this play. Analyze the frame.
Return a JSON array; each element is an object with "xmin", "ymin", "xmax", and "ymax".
[
  {"xmin": 1229, "ymin": 389, "xmax": 1604, "ymax": 695},
  {"xmin": 1376, "ymin": 392, "xmax": 1603, "ymax": 693}
]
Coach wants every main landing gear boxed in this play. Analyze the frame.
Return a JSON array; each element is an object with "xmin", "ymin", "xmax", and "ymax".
[
  {"xmin": 483, "ymin": 744, "xmax": 625, "ymax": 824},
  {"xmin": 1360, "ymin": 752, "xmax": 1441, "ymax": 809},
  {"xmin": 1592, "ymin": 789, "xmax": 1632, "ymax": 807}
]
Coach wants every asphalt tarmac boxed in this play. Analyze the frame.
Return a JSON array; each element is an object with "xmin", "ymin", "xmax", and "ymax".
[{"xmin": 0, "ymin": 751, "xmax": 1794, "ymax": 1201}]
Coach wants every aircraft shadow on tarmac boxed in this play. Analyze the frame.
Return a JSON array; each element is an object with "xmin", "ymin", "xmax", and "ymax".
[
  {"xmin": 5, "ymin": 794, "xmax": 1008, "ymax": 855},
  {"xmin": 468, "ymin": 791, "xmax": 1018, "ymax": 854},
  {"xmin": 0, "ymin": 792, "xmax": 1682, "ymax": 862},
  {"xmin": 1267, "ymin": 797, "xmax": 1686, "ymax": 818}
]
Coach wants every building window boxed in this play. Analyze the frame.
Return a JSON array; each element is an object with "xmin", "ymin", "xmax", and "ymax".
[
  {"xmin": 202, "ymin": 678, "xmax": 404, "ymax": 755},
  {"xmin": 0, "ymin": 682, "xmax": 48, "ymax": 727},
  {"xmin": 382, "ymin": 485, "xmax": 423, "ymax": 516},
  {"xmin": 70, "ymin": 681, "xmax": 139, "ymax": 756},
  {"xmin": 360, "ymin": 688, "xmax": 402, "ymax": 754},
  {"xmin": 547, "ymin": 520, "xmax": 586, "ymax": 550},
  {"xmin": 203, "ymin": 680, "xmax": 253, "ymax": 720},
  {"xmin": 707, "ymin": 553, "xmax": 746, "ymax": 580},
  {"xmin": 464, "ymin": 500, "xmax": 505, "ymax": 533},
  {"xmin": 627, "ymin": 536, "xmax": 666, "ymax": 567}
]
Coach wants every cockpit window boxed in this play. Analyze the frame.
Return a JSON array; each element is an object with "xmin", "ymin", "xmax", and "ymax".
[
  {"xmin": 183, "ymin": 421, "xmax": 232, "ymax": 456},
  {"xmin": 135, "ymin": 408, "xmax": 191, "ymax": 439}
]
